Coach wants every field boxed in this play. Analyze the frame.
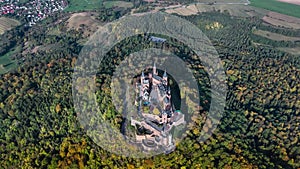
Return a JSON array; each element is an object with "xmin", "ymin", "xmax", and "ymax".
[
  {"xmin": 250, "ymin": 0, "xmax": 300, "ymax": 18},
  {"xmin": 262, "ymin": 12, "xmax": 300, "ymax": 29},
  {"xmin": 64, "ymin": 0, "xmax": 103, "ymax": 12},
  {"xmin": 194, "ymin": 0, "xmax": 248, "ymax": 3},
  {"xmin": 253, "ymin": 29, "xmax": 300, "ymax": 41},
  {"xmin": 0, "ymin": 46, "xmax": 21, "ymax": 75},
  {"xmin": 0, "ymin": 17, "xmax": 20, "ymax": 35},
  {"xmin": 165, "ymin": 4, "xmax": 198, "ymax": 16},
  {"xmin": 104, "ymin": 1, "xmax": 133, "ymax": 9},
  {"xmin": 66, "ymin": 12, "xmax": 102, "ymax": 37},
  {"xmin": 165, "ymin": 4, "xmax": 267, "ymax": 17},
  {"xmin": 197, "ymin": 4, "xmax": 267, "ymax": 17}
]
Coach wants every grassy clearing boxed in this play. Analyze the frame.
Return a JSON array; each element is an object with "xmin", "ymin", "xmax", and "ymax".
[
  {"xmin": 66, "ymin": 12, "xmax": 102, "ymax": 37},
  {"xmin": 0, "ymin": 46, "xmax": 21, "ymax": 75},
  {"xmin": 47, "ymin": 27, "xmax": 62, "ymax": 36},
  {"xmin": 104, "ymin": 1, "xmax": 134, "ymax": 9},
  {"xmin": 64, "ymin": 0, "xmax": 103, "ymax": 12},
  {"xmin": 0, "ymin": 17, "xmax": 20, "ymax": 35},
  {"xmin": 250, "ymin": 0, "xmax": 300, "ymax": 18}
]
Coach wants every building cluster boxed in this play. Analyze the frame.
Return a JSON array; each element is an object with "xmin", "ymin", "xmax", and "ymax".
[
  {"xmin": 0, "ymin": 0, "xmax": 67, "ymax": 26},
  {"xmin": 131, "ymin": 64, "xmax": 185, "ymax": 154}
]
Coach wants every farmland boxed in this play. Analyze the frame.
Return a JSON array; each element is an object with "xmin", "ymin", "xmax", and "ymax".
[
  {"xmin": 196, "ymin": 4, "xmax": 267, "ymax": 17},
  {"xmin": 64, "ymin": 0, "xmax": 103, "ymax": 12},
  {"xmin": 194, "ymin": 0, "xmax": 249, "ymax": 3},
  {"xmin": 165, "ymin": 4, "xmax": 267, "ymax": 17},
  {"xmin": 250, "ymin": 0, "xmax": 300, "ymax": 18},
  {"xmin": 165, "ymin": 4, "xmax": 198, "ymax": 16},
  {"xmin": 262, "ymin": 12, "xmax": 300, "ymax": 29},
  {"xmin": 0, "ymin": 17, "xmax": 20, "ymax": 35}
]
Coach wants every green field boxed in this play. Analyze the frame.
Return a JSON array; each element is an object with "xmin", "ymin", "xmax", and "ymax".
[
  {"xmin": 250, "ymin": 0, "xmax": 300, "ymax": 18},
  {"xmin": 104, "ymin": 1, "xmax": 134, "ymax": 9},
  {"xmin": 0, "ymin": 47, "xmax": 21, "ymax": 75},
  {"xmin": 64, "ymin": 0, "xmax": 103, "ymax": 12}
]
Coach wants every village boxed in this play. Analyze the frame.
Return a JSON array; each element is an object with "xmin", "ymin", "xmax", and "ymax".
[{"xmin": 0, "ymin": 0, "xmax": 67, "ymax": 26}]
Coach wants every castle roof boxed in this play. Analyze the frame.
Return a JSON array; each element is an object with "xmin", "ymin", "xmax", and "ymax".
[
  {"xmin": 163, "ymin": 70, "xmax": 167, "ymax": 77},
  {"xmin": 146, "ymin": 119, "xmax": 162, "ymax": 132},
  {"xmin": 153, "ymin": 74, "xmax": 162, "ymax": 81},
  {"xmin": 143, "ymin": 79, "xmax": 149, "ymax": 84},
  {"xmin": 163, "ymin": 97, "xmax": 170, "ymax": 104}
]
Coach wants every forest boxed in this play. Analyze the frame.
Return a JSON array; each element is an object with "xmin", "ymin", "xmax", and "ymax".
[{"xmin": 0, "ymin": 4, "xmax": 299, "ymax": 169}]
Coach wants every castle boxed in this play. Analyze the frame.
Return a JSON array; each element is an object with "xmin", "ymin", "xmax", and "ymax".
[{"xmin": 131, "ymin": 63, "xmax": 185, "ymax": 153}]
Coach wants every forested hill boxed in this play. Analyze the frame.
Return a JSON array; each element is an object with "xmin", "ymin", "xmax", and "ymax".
[{"xmin": 0, "ymin": 10, "xmax": 299, "ymax": 168}]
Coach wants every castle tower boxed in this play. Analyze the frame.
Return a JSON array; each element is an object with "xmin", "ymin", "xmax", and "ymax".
[
  {"xmin": 163, "ymin": 70, "xmax": 168, "ymax": 85},
  {"xmin": 162, "ymin": 112, "xmax": 168, "ymax": 123},
  {"xmin": 148, "ymin": 72, "xmax": 152, "ymax": 80},
  {"xmin": 153, "ymin": 63, "xmax": 158, "ymax": 75},
  {"xmin": 167, "ymin": 86, "xmax": 171, "ymax": 96},
  {"xmin": 141, "ymin": 71, "xmax": 145, "ymax": 84}
]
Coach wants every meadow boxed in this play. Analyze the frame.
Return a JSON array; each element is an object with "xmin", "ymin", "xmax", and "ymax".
[
  {"xmin": 64, "ymin": 0, "xmax": 103, "ymax": 12},
  {"xmin": 103, "ymin": 1, "xmax": 133, "ymax": 9}
]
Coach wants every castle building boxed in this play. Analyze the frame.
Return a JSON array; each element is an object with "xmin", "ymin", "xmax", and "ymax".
[{"xmin": 131, "ymin": 63, "xmax": 185, "ymax": 154}]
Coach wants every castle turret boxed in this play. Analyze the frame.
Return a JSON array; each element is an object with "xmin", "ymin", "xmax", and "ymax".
[
  {"xmin": 163, "ymin": 70, "xmax": 168, "ymax": 84},
  {"xmin": 167, "ymin": 86, "xmax": 171, "ymax": 95},
  {"xmin": 153, "ymin": 63, "xmax": 158, "ymax": 75},
  {"xmin": 141, "ymin": 71, "xmax": 145, "ymax": 84},
  {"xmin": 162, "ymin": 111, "xmax": 168, "ymax": 123}
]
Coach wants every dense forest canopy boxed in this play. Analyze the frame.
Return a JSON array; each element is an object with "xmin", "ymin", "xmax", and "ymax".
[{"xmin": 0, "ymin": 1, "xmax": 299, "ymax": 168}]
